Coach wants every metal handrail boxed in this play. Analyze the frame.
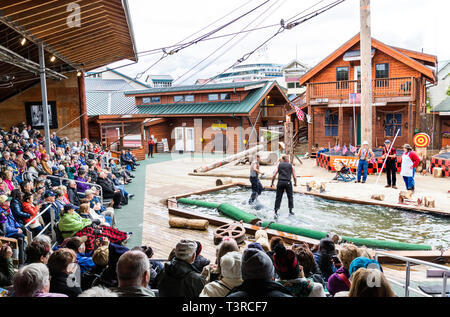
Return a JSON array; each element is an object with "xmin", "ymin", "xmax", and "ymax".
[
  {"xmin": 24, "ymin": 203, "xmax": 56, "ymax": 244},
  {"xmin": 47, "ymin": 175, "xmax": 104, "ymax": 204},
  {"xmin": 374, "ymin": 251, "xmax": 450, "ymax": 297}
]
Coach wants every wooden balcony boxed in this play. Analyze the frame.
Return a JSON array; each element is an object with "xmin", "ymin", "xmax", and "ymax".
[
  {"xmin": 308, "ymin": 77, "xmax": 416, "ymax": 105},
  {"xmin": 262, "ymin": 105, "xmax": 287, "ymax": 121}
]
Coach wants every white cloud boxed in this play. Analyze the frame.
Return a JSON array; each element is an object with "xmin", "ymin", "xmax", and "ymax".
[{"xmin": 112, "ymin": 0, "xmax": 450, "ymax": 84}]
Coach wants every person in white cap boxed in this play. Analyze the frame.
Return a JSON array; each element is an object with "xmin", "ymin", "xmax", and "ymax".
[{"xmin": 355, "ymin": 141, "xmax": 375, "ymax": 183}]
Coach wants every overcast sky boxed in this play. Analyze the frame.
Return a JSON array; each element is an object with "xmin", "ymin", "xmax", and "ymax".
[{"xmin": 107, "ymin": 0, "xmax": 449, "ymax": 85}]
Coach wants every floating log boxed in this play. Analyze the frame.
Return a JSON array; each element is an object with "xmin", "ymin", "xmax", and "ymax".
[
  {"xmin": 193, "ymin": 144, "xmax": 264, "ymax": 173},
  {"xmin": 169, "ymin": 217, "xmax": 209, "ymax": 230},
  {"xmin": 424, "ymin": 196, "xmax": 435, "ymax": 208},
  {"xmin": 371, "ymin": 194, "xmax": 385, "ymax": 201},
  {"xmin": 216, "ymin": 178, "xmax": 233, "ymax": 186}
]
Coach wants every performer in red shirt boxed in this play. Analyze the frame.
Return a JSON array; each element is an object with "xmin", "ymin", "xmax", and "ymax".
[
  {"xmin": 148, "ymin": 137, "xmax": 155, "ymax": 158},
  {"xmin": 381, "ymin": 140, "xmax": 397, "ymax": 189}
]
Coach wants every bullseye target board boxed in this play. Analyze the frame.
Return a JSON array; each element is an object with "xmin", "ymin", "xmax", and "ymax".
[{"xmin": 413, "ymin": 133, "xmax": 430, "ymax": 148}]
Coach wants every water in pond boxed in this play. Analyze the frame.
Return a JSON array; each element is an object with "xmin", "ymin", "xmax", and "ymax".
[{"xmin": 183, "ymin": 187, "xmax": 450, "ymax": 248}]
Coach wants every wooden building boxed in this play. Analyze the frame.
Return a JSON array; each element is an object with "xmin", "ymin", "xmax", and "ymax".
[
  {"xmin": 299, "ymin": 33, "xmax": 437, "ymax": 154},
  {"xmin": 0, "ymin": 0, "xmax": 137, "ymax": 140},
  {"xmin": 124, "ymin": 81, "xmax": 291, "ymax": 154}
]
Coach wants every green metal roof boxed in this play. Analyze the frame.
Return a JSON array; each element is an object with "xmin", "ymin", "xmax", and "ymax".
[
  {"xmin": 433, "ymin": 96, "xmax": 450, "ymax": 112},
  {"xmin": 124, "ymin": 80, "xmax": 270, "ymax": 95},
  {"xmin": 134, "ymin": 81, "xmax": 276, "ymax": 116}
]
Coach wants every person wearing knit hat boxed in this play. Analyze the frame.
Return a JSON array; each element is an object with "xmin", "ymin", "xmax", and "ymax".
[
  {"xmin": 200, "ymin": 251, "xmax": 243, "ymax": 297},
  {"xmin": 274, "ymin": 244, "xmax": 325, "ymax": 297},
  {"xmin": 192, "ymin": 241, "xmax": 210, "ymax": 272},
  {"xmin": 157, "ymin": 239, "xmax": 206, "ymax": 297},
  {"xmin": 349, "ymin": 257, "xmax": 382, "ymax": 278},
  {"xmin": 247, "ymin": 242, "xmax": 264, "ymax": 251},
  {"xmin": 227, "ymin": 248, "xmax": 293, "ymax": 297}
]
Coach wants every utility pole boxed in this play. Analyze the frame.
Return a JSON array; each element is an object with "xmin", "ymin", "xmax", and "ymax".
[
  {"xmin": 360, "ymin": 0, "xmax": 372, "ymax": 147},
  {"xmin": 38, "ymin": 43, "xmax": 51, "ymax": 155}
]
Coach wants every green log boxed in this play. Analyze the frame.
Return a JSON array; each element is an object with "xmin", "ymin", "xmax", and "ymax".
[
  {"xmin": 218, "ymin": 203, "xmax": 260, "ymax": 224},
  {"xmin": 177, "ymin": 198, "xmax": 220, "ymax": 209}
]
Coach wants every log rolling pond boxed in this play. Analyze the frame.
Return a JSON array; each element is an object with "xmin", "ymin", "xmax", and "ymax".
[{"xmin": 179, "ymin": 187, "xmax": 450, "ymax": 248}]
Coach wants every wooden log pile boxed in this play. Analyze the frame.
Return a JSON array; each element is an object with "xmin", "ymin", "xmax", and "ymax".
[{"xmin": 306, "ymin": 181, "xmax": 326, "ymax": 193}]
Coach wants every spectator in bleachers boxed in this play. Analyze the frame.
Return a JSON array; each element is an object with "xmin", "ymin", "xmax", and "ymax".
[
  {"xmin": 48, "ymin": 248, "xmax": 81, "ymax": 297},
  {"xmin": 192, "ymin": 241, "xmax": 210, "ymax": 272},
  {"xmin": 65, "ymin": 236, "xmax": 96, "ymax": 274},
  {"xmin": 273, "ymin": 244, "xmax": 325, "ymax": 297},
  {"xmin": 0, "ymin": 241, "xmax": 14, "ymax": 287},
  {"xmin": 313, "ymin": 238, "xmax": 337, "ymax": 282},
  {"xmin": 79, "ymin": 286, "xmax": 117, "ymax": 297},
  {"xmin": 200, "ymin": 251, "xmax": 242, "ymax": 297},
  {"xmin": 201, "ymin": 237, "xmax": 239, "ymax": 283},
  {"xmin": 10, "ymin": 189, "xmax": 30, "ymax": 227},
  {"xmin": 67, "ymin": 180, "xmax": 81, "ymax": 206},
  {"xmin": 348, "ymin": 268, "xmax": 395, "ymax": 297},
  {"xmin": 40, "ymin": 191, "xmax": 59, "ymax": 225},
  {"xmin": 113, "ymin": 250, "xmax": 155, "ymax": 297},
  {"xmin": 22, "ymin": 193, "xmax": 43, "ymax": 236},
  {"xmin": 156, "ymin": 239, "xmax": 205, "ymax": 297},
  {"xmin": 25, "ymin": 241, "xmax": 50, "ymax": 265},
  {"xmin": 227, "ymin": 248, "xmax": 292, "ymax": 297},
  {"xmin": 58, "ymin": 204, "xmax": 129, "ymax": 253},
  {"xmin": 13, "ymin": 263, "xmax": 67, "ymax": 297},
  {"xmin": 0, "ymin": 195, "xmax": 25, "ymax": 264},
  {"xmin": 75, "ymin": 169, "xmax": 90, "ymax": 194},
  {"xmin": 327, "ymin": 244, "xmax": 360, "ymax": 296},
  {"xmin": 97, "ymin": 171, "xmax": 125, "ymax": 209}
]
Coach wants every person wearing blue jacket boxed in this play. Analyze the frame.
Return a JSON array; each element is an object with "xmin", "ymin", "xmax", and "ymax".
[
  {"xmin": 65, "ymin": 236, "xmax": 96, "ymax": 274},
  {"xmin": 10, "ymin": 189, "xmax": 30, "ymax": 227},
  {"xmin": 0, "ymin": 195, "xmax": 26, "ymax": 264}
]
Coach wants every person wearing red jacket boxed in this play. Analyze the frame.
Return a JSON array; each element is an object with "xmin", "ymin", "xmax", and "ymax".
[
  {"xmin": 400, "ymin": 144, "xmax": 420, "ymax": 192},
  {"xmin": 147, "ymin": 137, "xmax": 155, "ymax": 158}
]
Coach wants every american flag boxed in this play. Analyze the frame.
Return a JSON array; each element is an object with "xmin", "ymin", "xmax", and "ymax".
[
  {"xmin": 342, "ymin": 145, "xmax": 348, "ymax": 155},
  {"xmin": 294, "ymin": 106, "xmax": 305, "ymax": 121},
  {"xmin": 349, "ymin": 144, "xmax": 357, "ymax": 153},
  {"xmin": 334, "ymin": 144, "xmax": 340, "ymax": 152}
]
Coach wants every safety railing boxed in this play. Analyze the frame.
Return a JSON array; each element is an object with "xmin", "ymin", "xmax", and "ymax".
[
  {"xmin": 374, "ymin": 251, "xmax": 450, "ymax": 297},
  {"xmin": 47, "ymin": 175, "xmax": 104, "ymax": 204},
  {"xmin": 24, "ymin": 203, "xmax": 56, "ymax": 245}
]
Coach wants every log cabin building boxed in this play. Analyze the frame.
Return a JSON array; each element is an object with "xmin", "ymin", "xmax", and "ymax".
[
  {"xmin": 124, "ymin": 81, "xmax": 291, "ymax": 154},
  {"xmin": 0, "ymin": 0, "xmax": 137, "ymax": 141},
  {"xmin": 299, "ymin": 33, "xmax": 437, "ymax": 154}
]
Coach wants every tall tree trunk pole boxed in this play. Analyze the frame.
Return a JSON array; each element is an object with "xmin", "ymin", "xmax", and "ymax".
[{"xmin": 360, "ymin": 0, "xmax": 373, "ymax": 147}]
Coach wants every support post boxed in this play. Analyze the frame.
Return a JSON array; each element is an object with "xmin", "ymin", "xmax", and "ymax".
[
  {"xmin": 284, "ymin": 121, "xmax": 293, "ymax": 163},
  {"xmin": 338, "ymin": 106, "xmax": 344, "ymax": 145},
  {"xmin": 360, "ymin": 0, "xmax": 373, "ymax": 147},
  {"xmin": 38, "ymin": 43, "xmax": 51, "ymax": 154},
  {"xmin": 307, "ymin": 84, "xmax": 313, "ymax": 154},
  {"xmin": 78, "ymin": 72, "xmax": 89, "ymax": 140}
]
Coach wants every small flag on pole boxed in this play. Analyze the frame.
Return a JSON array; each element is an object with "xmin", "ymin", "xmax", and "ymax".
[
  {"xmin": 342, "ymin": 145, "xmax": 347, "ymax": 155},
  {"xmin": 334, "ymin": 144, "xmax": 340, "ymax": 153},
  {"xmin": 349, "ymin": 144, "xmax": 357, "ymax": 153},
  {"xmin": 294, "ymin": 106, "xmax": 305, "ymax": 121}
]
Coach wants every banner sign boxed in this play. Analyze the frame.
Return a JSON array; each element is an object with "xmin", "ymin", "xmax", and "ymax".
[{"xmin": 330, "ymin": 156, "xmax": 359, "ymax": 170}]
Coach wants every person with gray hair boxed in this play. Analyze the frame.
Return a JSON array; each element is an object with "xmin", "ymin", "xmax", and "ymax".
[
  {"xmin": 156, "ymin": 239, "xmax": 206, "ymax": 297},
  {"xmin": 79, "ymin": 286, "xmax": 118, "ymax": 297},
  {"xmin": 113, "ymin": 250, "xmax": 155, "ymax": 297},
  {"xmin": 227, "ymin": 248, "xmax": 292, "ymax": 297},
  {"xmin": 13, "ymin": 263, "xmax": 67, "ymax": 297}
]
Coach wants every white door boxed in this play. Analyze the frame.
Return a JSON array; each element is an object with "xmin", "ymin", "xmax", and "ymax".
[
  {"xmin": 175, "ymin": 127, "xmax": 184, "ymax": 151},
  {"xmin": 185, "ymin": 128, "xmax": 195, "ymax": 152}
]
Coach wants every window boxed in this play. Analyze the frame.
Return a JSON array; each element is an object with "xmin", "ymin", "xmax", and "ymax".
[
  {"xmin": 208, "ymin": 94, "xmax": 219, "ymax": 101},
  {"xmin": 151, "ymin": 97, "xmax": 160, "ymax": 103},
  {"xmin": 142, "ymin": 97, "xmax": 151, "ymax": 104},
  {"xmin": 324, "ymin": 113, "xmax": 338, "ymax": 136},
  {"xmin": 220, "ymin": 93, "xmax": 231, "ymax": 100},
  {"xmin": 174, "ymin": 95, "xmax": 183, "ymax": 103},
  {"xmin": 287, "ymin": 82, "xmax": 295, "ymax": 89},
  {"xmin": 185, "ymin": 95, "xmax": 194, "ymax": 102},
  {"xmin": 336, "ymin": 67, "xmax": 349, "ymax": 89},
  {"xmin": 385, "ymin": 114, "xmax": 402, "ymax": 137},
  {"xmin": 375, "ymin": 63, "xmax": 389, "ymax": 87}
]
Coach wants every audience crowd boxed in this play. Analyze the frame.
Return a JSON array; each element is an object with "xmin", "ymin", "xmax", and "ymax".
[{"xmin": 0, "ymin": 123, "xmax": 397, "ymax": 298}]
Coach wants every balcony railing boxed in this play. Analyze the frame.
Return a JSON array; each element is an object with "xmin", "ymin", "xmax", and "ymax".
[{"xmin": 308, "ymin": 77, "xmax": 415, "ymax": 101}]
